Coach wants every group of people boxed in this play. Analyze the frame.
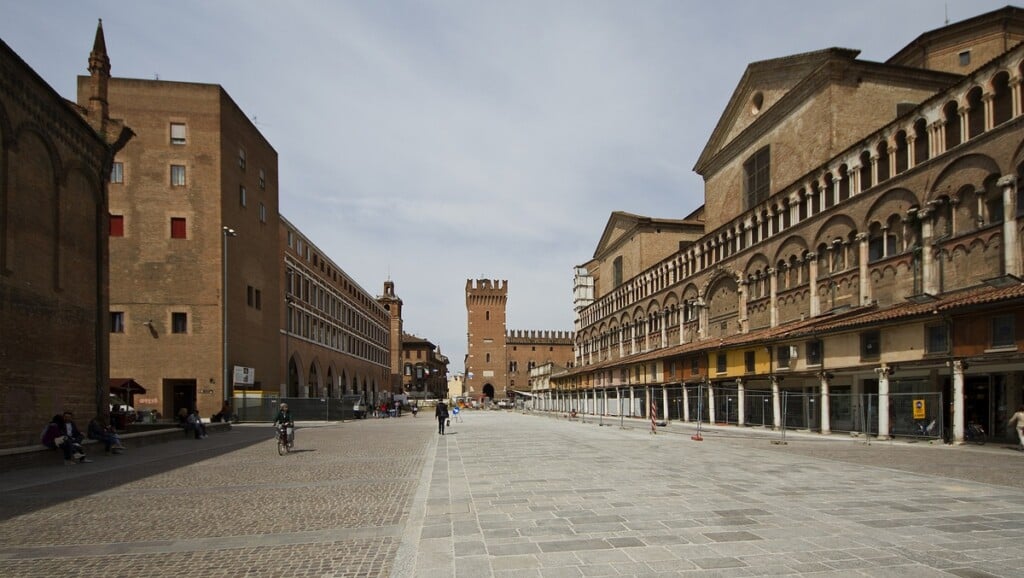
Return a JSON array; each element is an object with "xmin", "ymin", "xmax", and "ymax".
[
  {"xmin": 177, "ymin": 407, "xmax": 208, "ymax": 439},
  {"xmin": 41, "ymin": 411, "xmax": 125, "ymax": 465}
]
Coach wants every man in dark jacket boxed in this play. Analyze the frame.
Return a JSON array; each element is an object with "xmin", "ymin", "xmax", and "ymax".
[{"xmin": 435, "ymin": 401, "xmax": 448, "ymax": 435}]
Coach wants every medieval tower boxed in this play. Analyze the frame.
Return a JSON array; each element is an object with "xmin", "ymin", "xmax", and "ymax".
[
  {"xmin": 377, "ymin": 280, "xmax": 404, "ymax": 393},
  {"xmin": 465, "ymin": 279, "xmax": 574, "ymax": 401}
]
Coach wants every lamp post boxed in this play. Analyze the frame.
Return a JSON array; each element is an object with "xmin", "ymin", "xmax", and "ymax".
[{"xmin": 222, "ymin": 226, "xmax": 237, "ymax": 406}]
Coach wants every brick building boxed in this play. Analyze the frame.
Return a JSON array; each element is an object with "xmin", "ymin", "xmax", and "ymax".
[
  {"xmin": 464, "ymin": 279, "xmax": 574, "ymax": 402},
  {"xmin": 0, "ymin": 22, "xmax": 132, "ymax": 447},
  {"xmin": 556, "ymin": 6, "xmax": 1024, "ymax": 445},
  {"xmin": 400, "ymin": 333, "xmax": 449, "ymax": 400},
  {"xmin": 281, "ymin": 218, "xmax": 391, "ymax": 406},
  {"xmin": 89, "ymin": 71, "xmax": 282, "ymax": 420}
]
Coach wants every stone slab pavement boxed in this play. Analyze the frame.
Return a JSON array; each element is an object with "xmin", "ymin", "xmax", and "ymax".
[{"xmin": 0, "ymin": 412, "xmax": 1022, "ymax": 577}]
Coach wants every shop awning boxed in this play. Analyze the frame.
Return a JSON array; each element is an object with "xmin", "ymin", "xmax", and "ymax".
[{"xmin": 109, "ymin": 378, "xmax": 146, "ymax": 395}]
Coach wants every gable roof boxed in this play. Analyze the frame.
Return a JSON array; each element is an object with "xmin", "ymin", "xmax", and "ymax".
[
  {"xmin": 693, "ymin": 48, "xmax": 859, "ymax": 176},
  {"xmin": 591, "ymin": 211, "xmax": 701, "ymax": 260}
]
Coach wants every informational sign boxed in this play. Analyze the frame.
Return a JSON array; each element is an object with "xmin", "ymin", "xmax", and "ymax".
[
  {"xmin": 233, "ymin": 365, "xmax": 255, "ymax": 386},
  {"xmin": 912, "ymin": 399, "xmax": 925, "ymax": 420}
]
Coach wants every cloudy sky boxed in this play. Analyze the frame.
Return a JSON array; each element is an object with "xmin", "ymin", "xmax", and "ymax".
[{"xmin": 1, "ymin": 0, "xmax": 1009, "ymax": 373}]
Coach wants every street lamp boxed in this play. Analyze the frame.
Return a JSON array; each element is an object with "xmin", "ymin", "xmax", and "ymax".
[{"xmin": 222, "ymin": 226, "xmax": 237, "ymax": 405}]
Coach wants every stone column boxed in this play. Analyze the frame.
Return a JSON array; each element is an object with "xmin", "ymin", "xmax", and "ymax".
[
  {"xmin": 857, "ymin": 234, "xmax": 870, "ymax": 304},
  {"xmin": 629, "ymin": 386, "xmax": 635, "ymax": 418},
  {"xmin": 771, "ymin": 376, "xmax": 781, "ymax": 430},
  {"xmin": 698, "ymin": 299, "xmax": 708, "ymax": 340},
  {"xmin": 1000, "ymin": 175, "xmax": 1020, "ymax": 277},
  {"xmin": 906, "ymin": 133, "xmax": 917, "ymax": 168},
  {"xmin": 919, "ymin": 208, "xmax": 937, "ymax": 295},
  {"xmin": 661, "ymin": 310, "xmax": 668, "ymax": 349},
  {"xmin": 682, "ymin": 385, "xmax": 690, "ymax": 421},
  {"xmin": 768, "ymin": 267, "xmax": 778, "ymax": 327},
  {"xmin": 619, "ymin": 327, "xmax": 625, "ymax": 358},
  {"xmin": 870, "ymin": 154, "xmax": 880, "ymax": 188},
  {"xmin": 1011, "ymin": 78, "xmax": 1022, "ymax": 118},
  {"xmin": 738, "ymin": 275, "xmax": 749, "ymax": 333},
  {"xmin": 819, "ymin": 372, "xmax": 831, "ymax": 435},
  {"xmin": 708, "ymin": 382, "xmax": 716, "ymax": 424},
  {"xmin": 982, "ymin": 93, "xmax": 994, "ymax": 131},
  {"xmin": 808, "ymin": 253, "xmax": 820, "ymax": 316},
  {"xmin": 736, "ymin": 378, "xmax": 746, "ymax": 426},
  {"xmin": 662, "ymin": 387, "xmax": 668, "ymax": 423},
  {"xmin": 952, "ymin": 359, "xmax": 966, "ymax": 444},
  {"xmin": 875, "ymin": 365, "xmax": 892, "ymax": 440}
]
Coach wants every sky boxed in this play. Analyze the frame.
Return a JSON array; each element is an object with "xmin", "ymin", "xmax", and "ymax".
[{"xmin": 0, "ymin": 0, "xmax": 1011, "ymax": 374}]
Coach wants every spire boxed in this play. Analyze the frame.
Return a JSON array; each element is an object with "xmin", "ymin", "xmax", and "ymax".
[{"xmin": 87, "ymin": 18, "xmax": 110, "ymax": 132}]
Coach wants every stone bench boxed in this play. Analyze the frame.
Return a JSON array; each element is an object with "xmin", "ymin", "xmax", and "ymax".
[{"xmin": 0, "ymin": 422, "xmax": 231, "ymax": 471}]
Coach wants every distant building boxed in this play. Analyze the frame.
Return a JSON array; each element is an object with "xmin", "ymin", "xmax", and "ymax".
[
  {"xmin": 0, "ymin": 22, "xmax": 131, "ymax": 447},
  {"xmin": 464, "ymin": 279, "xmax": 574, "ymax": 401},
  {"xmin": 401, "ymin": 333, "xmax": 449, "ymax": 400},
  {"xmin": 280, "ymin": 219, "xmax": 391, "ymax": 405}
]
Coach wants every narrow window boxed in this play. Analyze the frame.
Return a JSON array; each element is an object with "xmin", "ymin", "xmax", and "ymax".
[
  {"xmin": 259, "ymin": 202, "xmax": 267, "ymax": 223},
  {"xmin": 716, "ymin": 353, "xmax": 727, "ymax": 373},
  {"xmin": 239, "ymin": 148, "xmax": 246, "ymax": 170},
  {"xmin": 110, "ymin": 311, "xmax": 125, "ymax": 333},
  {"xmin": 109, "ymin": 214, "xmax": 124, "ymax": 237},
  {"xmin": 690, "ymin": 358, "xmax": 699, "ymax": 375},
  {"xmin": 259, "ymin": 168, "xmax": 266, "ymax": 189},
  {"xmin": 170, "ymin": 164, "xmax": 186, "ymax": 187},
  {"xmin": 860, "ymin": 330, "xmax": 881, "ymax": 360},
  {"xmin": 171, "ymin": 312, "xmax": 188, "ymax": 334},
  {"xmin": 170, "ymin": 217, "xmax": 187, "ymax": 239},
  {"xmin": 991, "ymin": 314, "xmax": 1015, "ymax": 348},
  {"xmin": 806, "ymin": 340, "xmax": 823, "ymax": 365},
  {"xmin": 744, "ymin": 351, "xmax": 755, "ymax": 373},
  {"xmin": 247, "ymin": 285, "xmax": 254, "ymax": 307},
  {"xmin": 240, "ymin": 185, "xmax": 247, "ymax": 207},
  {"xmin": 613, "ymin": 256, "xmax": 623, "ymax": 288},
  {"xmin": 744, "ymin": 146, "xmax": 771, "ymax": 208},
  {"xmin": 776, "ymin": 345, "xmax": 791, "ymax": 367},
  {"xmin": 255, "ymin": 289, "xmax": 261, "ymax": 310},
  {"xmin": 110, "ymin": 162, "xmax": 124, "ymax": 184},
  {"xmin": 926, "ymin": 325, "xmax": 949, "ymax": 354},
  {"xmin": 170, "ymin": 123, "xmax": 187, "ymax": 145}
]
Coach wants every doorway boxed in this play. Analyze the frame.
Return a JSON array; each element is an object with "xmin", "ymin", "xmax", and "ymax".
[{"xmin": 165, "ymin": 378, "xmax": 197, "ymax": 421}]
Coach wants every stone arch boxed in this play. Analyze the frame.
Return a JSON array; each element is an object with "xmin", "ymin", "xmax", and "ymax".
[
  {"xmin": 9, "ymin": 125, "xmax": 61, "ymax": 284},
  {"xmin": 965, "ymin": 85, "xmax": 985, "ymax": 139},
  {"xmin": 943, "ymin": 100, "xmax": 962, "ymax": 149},
  {"xmin": 991, "ymin": 70, "xmax": 1013, "ymax": 127},
  {"xmin": 929, "ymin": 152, "xmax": 1002, "ymax": 202},
  {"xmin": 704, "ymin": 272, "xmax": 739, "ymax": 337},
  {"xmin": 286, "ymin": 350, "xmax": 304, "ymax": 397}
]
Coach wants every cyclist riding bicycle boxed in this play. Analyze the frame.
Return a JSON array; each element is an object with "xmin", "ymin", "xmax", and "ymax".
[{"xmin": 273, "ymin": 403, "xmax": 295, "ymax": 446}]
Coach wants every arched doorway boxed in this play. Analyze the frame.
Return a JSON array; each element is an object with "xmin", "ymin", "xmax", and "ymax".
[
  {"xmin": 309, "ymin": 362, "xmax": 320, "ymax": 398},
  {"xmin": 483, "ymin": 383, "xmax": 495, "ymax": 401}
]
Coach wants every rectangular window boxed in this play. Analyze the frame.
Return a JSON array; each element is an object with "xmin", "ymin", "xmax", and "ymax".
[
  {"xmin": 861, "ymin": 330, "xmax": 881, "ymax": 360},
  {"xmin": 958, "ymin": 50, "xmax": 971, "ymax": 67},
  {"xmin": 238, "ymin": 148, "xmax": 246, "ymax": 170},
  {"xmin": 259, "ymin": 202, "xmax": 267, "ymax": 223},
  {"xmin": 171, "ymin": 312, "xmax": 188, "ymax": 334},
  {"xmin": 806, "ymin": 340, "xmax": 823, "ymax": 365},
  {"xmin": 170, "ymin": 217, "xmax": 187, "ymax": 239},
  {"xmin": 259, "ymin": 168, "xmax": 266, "ymax": 189},
  {"xmin": 744, "ymin": 351, "xmax": 755, "ymax": 373},
  {"xmin": 239, "ymin": 185, "xmax": 247, "ymax": 207},
  {"xmin": 744, "ymin": 146, "xmax": 770, "ymax": 208},
  {"xmin": 170, "ymin": 164, "xmax": 186, "ymax": 187},
  {"xmin": 170, "ymin": 123, "xmax": 186, "ymax": 145},
  {"xmin": 776, "ymin": 345, "xmax": 791, "ymax": 367},
  {"xmin": 255, "ymin": 289, "xmax": 261, "ymax": 310},
  {"xmin": 110, "ymin": 311, "xmax": 124, "ymax": 333},
  {"xmin": 716, "ymin": 353, "xmax": 727, "ymax": 374},
  {"xmin": 925, "ymin": 325, "xmax": 949, "ymax": 354},
  {"xmin": 991, "ymin": 314, "xmax": 1015, "ymax": 348},
  {"xmin": 109, "ymin": 214, "xmax": 124, "ymax": 237},
  {"xmin": 690, "ymin": 358, "xmax": 699, "ymax": 376},
  {"xmin": 110, "ymin": 162, "xmax": 124, "ymax": 184}
]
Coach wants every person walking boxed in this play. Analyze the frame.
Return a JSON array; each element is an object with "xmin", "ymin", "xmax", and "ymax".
[
  {"xmin": 1008, "ymin": 405, "xmax": 1024, "ymax": 451},
  {"xmin": 435, "ymin": 401, "xmax": 449, "ymax": 435}
]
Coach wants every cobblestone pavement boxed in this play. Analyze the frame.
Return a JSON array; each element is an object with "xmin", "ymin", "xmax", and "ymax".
[{"xmin": 1, "ymin": 412, "xmax": 1023, "ymax": 577}]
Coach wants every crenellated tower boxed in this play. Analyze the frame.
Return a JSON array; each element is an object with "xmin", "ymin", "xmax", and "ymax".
[{"xmin": 465, "ymin": 279, "xmax": 508, "ymax": 400}]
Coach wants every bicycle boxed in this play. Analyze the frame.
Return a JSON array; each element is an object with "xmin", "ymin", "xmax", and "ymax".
[
  {"xmin": 276, "ymin": 423, "xmax": 293, "ymax": 455},
  {"xmin": 964, "ymin": 422, "xmax": 987, "ymax": 445}
]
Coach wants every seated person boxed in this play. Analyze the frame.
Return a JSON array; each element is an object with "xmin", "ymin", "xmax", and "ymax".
[
  {"xmin": 177, "ymin": 407, "xmax": 190, "ymax": 427},
  {"xmin": 41, "ymin": 414, "xmax": 90, "ymax": 464},
  {"xmin": 186, "ymin": 409, "xmax": 207, "ymax": 439},
  {"xmin": 87, "ymin": 415, "xmax": 125, "ymax": 453}
]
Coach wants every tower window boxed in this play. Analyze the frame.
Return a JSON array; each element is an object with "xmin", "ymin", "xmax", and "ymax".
[{"xmin": 958, "ymin": 50, "xmax": 971, "ymax": 67}]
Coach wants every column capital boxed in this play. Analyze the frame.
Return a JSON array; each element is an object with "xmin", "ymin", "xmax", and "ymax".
[
  {"xmin": 874, "ymin": 364, "xmax": 894, "ymax": 378},
  {"xmin": 952, "ymin": 359, "xmax": 969, "ymax": 373},
  {"xmin": 855, "ymin": 232, "xmax": 868, "ymax": 242},
  {"xmin": 997, "ymin": 174, "xmax": 1017, "ymax": 188}
]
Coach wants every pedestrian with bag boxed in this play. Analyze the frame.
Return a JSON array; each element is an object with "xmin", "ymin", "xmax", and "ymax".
[{"xmin": 435, "ymin": 400, "xmax": 449, "ymax": 435}]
